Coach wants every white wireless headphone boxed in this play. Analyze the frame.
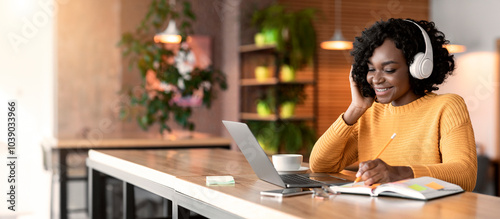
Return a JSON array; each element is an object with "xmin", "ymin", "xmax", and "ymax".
[{"xmin": 405, "ymin": 20, "xmax": 433, "ymax": 79}]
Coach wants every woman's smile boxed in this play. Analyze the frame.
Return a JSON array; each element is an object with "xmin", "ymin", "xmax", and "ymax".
[{"xmin": 374, "ymin": 87, "xmax": 393, "ymax": 95}]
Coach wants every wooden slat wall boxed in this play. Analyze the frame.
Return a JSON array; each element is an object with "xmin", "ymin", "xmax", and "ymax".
[{"xmin": 278, "ymin": 0, "xmax": 429, "ymax": 136}]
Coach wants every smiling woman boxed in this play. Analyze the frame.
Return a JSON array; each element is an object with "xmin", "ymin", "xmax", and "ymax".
[{"xmin": 309, "ymin": 18, "xmax": 478, "ymax": 192}]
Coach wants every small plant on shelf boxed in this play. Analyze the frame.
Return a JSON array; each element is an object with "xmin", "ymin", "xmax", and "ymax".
[
  {"xmin": 248, "ymin": 121, "xmax": 316, "ymax": 154},
  {"xmin": 256, "ymin": 89, "xmax": 275, "ymax": 117},
  {"xmin": 254, "ymin": 57, "xmax": 272, "ymax": 82},
  {"xmin": 244, "ymin": 3, "xmax": 318, "ymax": 154},
  {"xmin": 252, "ymin": 4, "xmax": 317, "ymax": 73},
  {"xmin": 255, "ymin": 85, "xmax": 306, "ymax": 118},
  {"xmin": 250, "ymin": 84, "xmax": 314, "ymax": 154},
  {"xmin": 277, "ymin": 84, "xmax": 306, "ymax": 118}
]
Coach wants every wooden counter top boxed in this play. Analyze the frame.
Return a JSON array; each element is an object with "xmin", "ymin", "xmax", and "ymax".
[
  {"xmin": 89, "ymin": 148, "xmax": 254, "ymax": 177},
  {"xmin": 88, "ymin": 148, "xmax": 500, "ymax": 218},
  {"xmin": 54, "ymin": 132, "xmax": 231, "ymax": 149},
  {"xmin": 176, "ymin": 171, "xmax": 500, "ymax": 218}
]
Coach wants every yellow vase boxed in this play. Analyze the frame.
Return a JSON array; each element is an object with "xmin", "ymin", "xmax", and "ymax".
[
  {"xmin": 255, "ymin": 66, "xmax": 270, "ymax": 82},
  {"xmin": 256, "ymin": 101, "xmax": 272, "ymax": 116},
  {"xmin": 254, "ymin": 33, "xmax": 266, "ymax": 47},
  {"xmin": 280, "ymin": 101, "xmax": 296, "ymax": 118},
  {"xmin": 280, "ymin": 65, "xmax": 295, "ymax": 82}
]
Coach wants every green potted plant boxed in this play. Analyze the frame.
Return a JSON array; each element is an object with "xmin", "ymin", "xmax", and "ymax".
[
  {"xmin": 254, "ymin": 65, "xmax": 270, "ymax": 82},
  {"xmin": 255, "ymin": 80, "xmax": 306, "ymax": 119},
  {"xmin": 252, "ymin": 4, "xmax": 317, "ymax": 72},
  {"xmin": 254, "ymin": 57, "xmax": 272, "ymax": 82},
  {"xmin": 278, "ymin": 84, "xmax": 306, "ymax": 118},
  {"xmin": 248, "ymin": 121, "xmax": 280, "ymax": 154},
  {"xmin": 248, "ymin": 121, "xmax": 316, "ymax": 154},
  {"xmin": 248, "ymin": 4, "xmax": 317, "ymax": 154},
  {"xmin": 251, "ymin": 84, "xmax": 312, "ymax": 153},
  {"xmin": 279, "ymin": 64, "xmax": 295, "ymax": 82},
  {"xmin": 256, "ymin": 89, "xmax": 275, "ymax": 117},
  {"xmin": 118, "ymin": 0, "xmax": 227, "ymax": 135}
]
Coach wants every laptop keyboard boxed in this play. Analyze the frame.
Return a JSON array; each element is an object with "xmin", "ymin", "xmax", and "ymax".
[{"xmin": 280, "ymin": 174, "xmax": 323, "ymax": 185}]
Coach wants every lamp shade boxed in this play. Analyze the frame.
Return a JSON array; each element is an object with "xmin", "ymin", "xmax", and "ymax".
[
  {"xmin": 154, "ymin": 20, "xmax": 182, "ymax": 44},
  {"xmin": 321, "ymin": 0, "xmax": 352, "ymax": 50},
  {"xmin": 321, "ymin": 30, "xmax": 353, "ymax": 50}
]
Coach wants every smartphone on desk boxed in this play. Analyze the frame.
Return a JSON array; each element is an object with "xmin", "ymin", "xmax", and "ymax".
[{"xmin": 260, "ymin": 188, "xmax": 313, "ymax": 197}]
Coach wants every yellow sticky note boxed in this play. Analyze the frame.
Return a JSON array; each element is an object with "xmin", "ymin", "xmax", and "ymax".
[
  {"xmin": 426, "ymin": 181, "xmax": 445, "ymax": 190},
  {"xmin": 408, "ymin": 184, "xmax": 427, "ymax": 192}
]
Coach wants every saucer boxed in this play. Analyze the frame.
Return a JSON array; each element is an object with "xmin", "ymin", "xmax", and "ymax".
[{"xmin": 277, "ymin": 166, "xmax": 309, "ymax": 174}]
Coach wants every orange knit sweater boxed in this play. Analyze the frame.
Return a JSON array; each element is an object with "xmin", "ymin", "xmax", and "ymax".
[{"xmin": 310, "ymin": 93, "xmax": 477, "ymax": 191}]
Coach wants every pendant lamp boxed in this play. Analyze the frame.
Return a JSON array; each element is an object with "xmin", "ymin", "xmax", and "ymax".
[
  {"xmin": 321, "ymin": 0, "xmax": 352, "ymax": 50},
  {"xmin": 154, "ymin": 0, "xmax": 182, "ymax": 44}
]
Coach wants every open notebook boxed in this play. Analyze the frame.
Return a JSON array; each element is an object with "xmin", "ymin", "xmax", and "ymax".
[{"xmin": 330, "ymin": 176, "xmax": 464, "ymax": 201}]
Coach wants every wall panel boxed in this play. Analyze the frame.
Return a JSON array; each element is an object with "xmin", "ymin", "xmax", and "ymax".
[{"xmin": 57, "ymin": 0, "xmax": 122, "ymax": 138}]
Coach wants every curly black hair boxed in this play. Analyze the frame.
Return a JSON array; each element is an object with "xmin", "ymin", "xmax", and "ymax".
[{"xmin": 350, "ymin": 18, "xmax": 455, "ymax": 97}]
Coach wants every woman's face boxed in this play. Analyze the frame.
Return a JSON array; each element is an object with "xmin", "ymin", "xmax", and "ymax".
[{"xmin": 367, "ymin": 39, "xmax": 420, "ymax": 106}]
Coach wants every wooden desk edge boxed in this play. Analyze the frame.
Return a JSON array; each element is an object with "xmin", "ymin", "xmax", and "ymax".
[{"xmin": 54, "ymin": 137, "xmax": 232, "ymax": 149}]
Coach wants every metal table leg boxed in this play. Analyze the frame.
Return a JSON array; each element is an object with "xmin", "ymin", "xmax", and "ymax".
[
  {"xmin": 123, "ymin": 182, "xmax": 135, "ymax": 219},
  {"xmin": 59, "ymin": 149, "xmax": 68, "ymax": 219},
  {"xmin": 89, "ymin": 167, "xmax": 105, "ymax": 219}
]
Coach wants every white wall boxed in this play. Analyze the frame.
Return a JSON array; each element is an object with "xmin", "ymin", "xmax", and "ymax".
[
  {"xmin": 431, "ymin": 0, "xmax": 500, "ymax": 159},
  {"xmin": 0, "ymin": 0, "xmax": 55, "ymax": 218}
]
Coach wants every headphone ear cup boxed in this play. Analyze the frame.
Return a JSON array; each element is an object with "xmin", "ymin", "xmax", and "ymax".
[
  {"xmin": 405, "ymin": 20, "xmax": 434, "ymax": 79},
  {"xmin": 410, "ymin": 52, "xmax": 425, "ymax": 79},
  {"xmin": 420, "ymin": 58, "xmax": 434, "ymax": 79}
]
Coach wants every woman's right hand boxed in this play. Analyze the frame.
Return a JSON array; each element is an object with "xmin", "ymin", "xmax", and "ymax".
[{"xmin": 343, "ymin": 66, "xmax": 374, "ymax": 125}]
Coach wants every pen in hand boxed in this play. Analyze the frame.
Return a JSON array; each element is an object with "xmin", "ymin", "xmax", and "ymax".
[{"xmin": 353, "ymin": 133, "xmax": 397, "ymax": 186}]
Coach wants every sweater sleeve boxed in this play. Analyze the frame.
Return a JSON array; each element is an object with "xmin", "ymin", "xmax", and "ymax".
[
  {"xmin": 309, "ymin": 113, "xmax": 359, "ymax": 173},
  {"xmin": 410, "ymin": 95, "xmax": 477, "ymax": 191}
]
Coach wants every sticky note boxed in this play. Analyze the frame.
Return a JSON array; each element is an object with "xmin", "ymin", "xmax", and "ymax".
[
  {"xmin": 408, "ymin": 184, "xmax": 427, "ymax": 192},
  {"xmin": 426, "ymin": 181, "xmax": 445, "ymax": 190},
  {"xmin": 206, "ymin": 176, "xmax": 235, "ymax": 186}
]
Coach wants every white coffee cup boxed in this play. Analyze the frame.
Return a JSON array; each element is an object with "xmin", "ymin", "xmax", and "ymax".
[{"xmin": 272, "ymin": 154, "xmax": 303, "ymax": 171}]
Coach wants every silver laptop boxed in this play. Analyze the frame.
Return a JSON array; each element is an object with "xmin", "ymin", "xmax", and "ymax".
[{"xmin": 222, "ymin": 120, "xmax": 351, "ymax": 188}]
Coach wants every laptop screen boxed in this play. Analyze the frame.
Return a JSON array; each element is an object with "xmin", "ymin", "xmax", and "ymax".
[{"xmin": 222, "ymin": 120, "xmax": 286, "ymax": 187}]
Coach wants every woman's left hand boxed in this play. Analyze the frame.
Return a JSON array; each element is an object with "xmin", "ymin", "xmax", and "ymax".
[{"xmin": 356, "ymin": 159, "xmax": 414, "ymax": 185}]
